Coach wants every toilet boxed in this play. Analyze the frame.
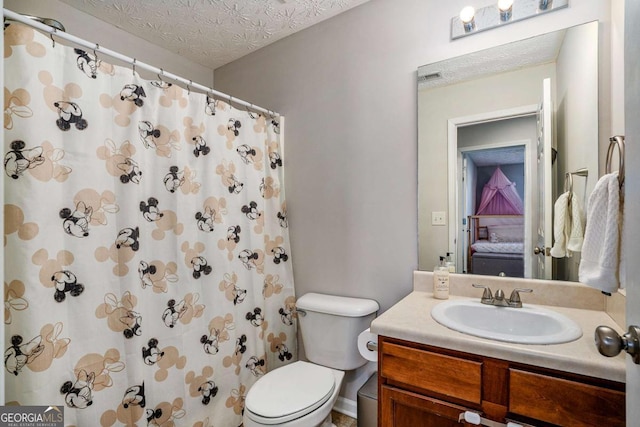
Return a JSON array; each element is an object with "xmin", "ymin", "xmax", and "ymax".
[{"xmin": 243, "ymin": 292, "xmax": 379, "ymax": 427}]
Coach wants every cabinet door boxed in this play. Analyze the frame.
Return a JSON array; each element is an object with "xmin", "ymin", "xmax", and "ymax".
[
  {"xmin": 381, "ymin": 385, "xmax": 476, "ymax": 427},
  {"xmin": 509, "ymin": 369, "xmax": 625, "ymax": 427},
  {"xmin": 380, "ymin": 341, "xmax": 482, "ymax": 405}
]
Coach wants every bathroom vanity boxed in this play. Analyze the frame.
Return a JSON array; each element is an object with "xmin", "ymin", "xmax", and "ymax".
[{"xmin": 371, "ymin": 274, "xmax": 626, "ymax": 427}]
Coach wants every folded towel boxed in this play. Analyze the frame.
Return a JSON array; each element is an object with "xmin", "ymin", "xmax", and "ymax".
[
  {"xmin": 579, "ymin": 172, "xmax": 621, "ymax": 293},
  {"xmin": 550, "ymin": 191, "xmax": 585, "ymax": 258}
]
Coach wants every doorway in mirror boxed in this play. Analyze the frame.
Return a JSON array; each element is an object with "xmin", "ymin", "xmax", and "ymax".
[{"xmin": 452, "ymin": 113, "xmax": 536, "ymax": 279}]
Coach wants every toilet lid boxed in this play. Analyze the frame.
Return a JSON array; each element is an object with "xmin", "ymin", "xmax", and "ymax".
[{"xmin": 245, "ymin": 361, "xmax": 335, "ymax": 424}]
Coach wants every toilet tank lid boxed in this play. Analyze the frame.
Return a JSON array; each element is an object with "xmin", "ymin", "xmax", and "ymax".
[{"xmin": 296, "ymin": 293, "xmax": 379, "ymax": 317}]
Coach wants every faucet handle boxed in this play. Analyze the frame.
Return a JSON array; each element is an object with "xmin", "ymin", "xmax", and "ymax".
[
  {"xmin": 509, "ymin": 288, "xmax": 533, "ymax": 306},
  {"xmin": 472, "ymin": 284, "xmax": 493, "ymax": 302}
]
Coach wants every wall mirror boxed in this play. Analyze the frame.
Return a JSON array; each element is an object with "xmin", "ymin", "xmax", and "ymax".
[{"xmin": 418, "ymin": 21, "xmax": 600, "ymax": 282}]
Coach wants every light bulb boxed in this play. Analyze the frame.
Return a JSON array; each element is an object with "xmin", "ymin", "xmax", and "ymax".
[
  {"xmin": 459, "ymin": 6, "xmax": 476, "ymax": 24},
  {"xmin": 498, "ymin": 0, "xmax": 513, "ymax": 21},
  {"xmin": 498, "ymin": 0, "xmax": 514, "ymax": 11},
  {"xmin": 459, "ymin": 6, "xmax": 476, "ymax": 32}
]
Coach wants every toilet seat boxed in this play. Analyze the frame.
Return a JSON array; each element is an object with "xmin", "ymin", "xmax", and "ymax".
[{"xmin": 245, "ymin": 361, "xmax": 336, "ymax": 425}]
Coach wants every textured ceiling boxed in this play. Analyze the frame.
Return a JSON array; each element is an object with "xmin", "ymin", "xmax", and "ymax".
[
  {"xmin": 58, "ymin": 0, "xmax": 371, "ymax": 70},
  {"xmin": 466, "ymin": 146, "xmax": 525, "ymax": 167},
  {"xmin": 418, "ymin": 29, "xmax": 566, "ymax": 90}
]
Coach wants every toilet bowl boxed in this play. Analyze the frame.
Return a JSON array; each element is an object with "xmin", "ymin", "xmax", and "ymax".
[
  {"xmin": 243, "ymin": 293, "xmax": 379, "ymax": 427},
  {"xmin": 243, "ymin": 361, "xmax": 344, "ymax": 427}
]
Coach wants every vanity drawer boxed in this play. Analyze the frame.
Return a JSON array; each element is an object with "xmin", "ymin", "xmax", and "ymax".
[
  {"xmin": 509, "ymin": 369, "xmax": 625, "ymax": 427},
  {"xmin": 381, "ymin": 342, "xmax": 482, "ymax": 405}
]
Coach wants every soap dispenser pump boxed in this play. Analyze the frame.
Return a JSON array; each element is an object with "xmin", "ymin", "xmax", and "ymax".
[{"xmin": 445, "ymin": 252, "xmax": 456, "ymax": 273}]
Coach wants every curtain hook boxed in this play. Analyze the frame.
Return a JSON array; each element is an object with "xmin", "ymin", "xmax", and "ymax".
[
  {"xmin": 187, "ymin": 80, "xmax": 192, "ymax": 95},
  {"xmin": 93, "ymin": 43, "xmax": 99, "ymax": 60},
  {"xmin": 50, "ymin": 28, "xmax": 56, "ymax": 48},
  {"xmin": 246, "ymin": 103, "xmax": 257, "ymax": 118},
  {"xmin": 132, "ymin": 58, "xmax": 137, "ymax": 76},
  {"xmin": 228, "ymin": 95, "xmax": 233, "ymax": 110},
  {"xmin": 157, "ymin": 68, "xmax": 164, "ymax": 82}
]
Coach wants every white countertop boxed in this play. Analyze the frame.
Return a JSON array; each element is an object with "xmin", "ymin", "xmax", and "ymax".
[{"xmin": 370, "ymin": 291, "xmax": 626, "ymax": 383}]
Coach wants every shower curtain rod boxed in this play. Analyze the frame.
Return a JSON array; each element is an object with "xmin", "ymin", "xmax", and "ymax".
[{"xmin": 3, "ymin": 8, "xmax": 280, "ymax": 117}]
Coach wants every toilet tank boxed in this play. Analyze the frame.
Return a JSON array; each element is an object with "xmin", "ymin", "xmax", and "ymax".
[{"xmin": 296, "ymin": 293, "xmax": 379, "ymax": 371}]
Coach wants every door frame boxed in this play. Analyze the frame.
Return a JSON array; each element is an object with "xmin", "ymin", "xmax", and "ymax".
[{"xmin": 447, "ymin": 104, "xmax": 538, "ymax": 276}]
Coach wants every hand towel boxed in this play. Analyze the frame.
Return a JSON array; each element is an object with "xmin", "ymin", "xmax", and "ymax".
[
  {"xmin": 550, "ymin": 191, "xmax": 585, "ymax": 258},
  {"xmin": 579, "ymin": 172, "xmax": 621, "ymax": 293}
]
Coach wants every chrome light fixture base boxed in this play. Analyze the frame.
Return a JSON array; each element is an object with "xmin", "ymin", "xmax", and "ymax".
[{"xmin": 451, "ymin": 0, "xmax": 569, "ymax": 40}]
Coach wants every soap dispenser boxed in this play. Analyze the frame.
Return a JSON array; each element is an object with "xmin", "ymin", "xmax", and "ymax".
[
  {"xmin": 445, "ymin": 252, "xmax": 456, "ymax": 273},
  {"xmin": 433, "ymin": 256, "xmax": 450, "ymax": 299}
]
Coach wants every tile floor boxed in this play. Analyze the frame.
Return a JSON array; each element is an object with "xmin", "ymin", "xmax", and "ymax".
[{"xmin": 331, "ymin": 411, "xmax": 357, "ymax": 427}]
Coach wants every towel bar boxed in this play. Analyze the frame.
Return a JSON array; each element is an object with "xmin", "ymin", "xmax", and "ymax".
[
  {"xmin": 564, "ymin": 167, "xmax": 588, "ymax": 201},
  {"xmin": 606, "ymin": 135, "xmax": 625, "ymax": 188}
]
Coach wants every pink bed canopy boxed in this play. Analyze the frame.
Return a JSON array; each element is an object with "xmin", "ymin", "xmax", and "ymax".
[{"xmin": 476, "ymin": 167, "xmax": 524, "ymax": 215}]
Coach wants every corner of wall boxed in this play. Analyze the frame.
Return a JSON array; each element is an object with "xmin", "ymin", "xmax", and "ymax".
[{"xmin": 605, "ymin": 290, "xmax": 626, "ymax": 328}]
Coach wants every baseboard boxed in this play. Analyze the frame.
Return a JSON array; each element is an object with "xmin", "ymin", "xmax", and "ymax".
[{"xmin": 333, "ymin": 396, "xmax": 357, "ymax": 419}]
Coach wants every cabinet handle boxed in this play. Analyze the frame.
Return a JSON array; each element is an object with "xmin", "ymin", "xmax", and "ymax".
[
  {"xmin": 458, "ymin": 411, "xmax": 522, "ymax": 427},
  {"xmin": 458, "ymin": 411, "xmax": 530, "ymax": 427}
]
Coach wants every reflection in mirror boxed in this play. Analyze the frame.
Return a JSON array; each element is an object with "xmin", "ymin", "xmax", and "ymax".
[{"xmin": 418, "ymin": 21, "xmax": 599, "ymax": 282}]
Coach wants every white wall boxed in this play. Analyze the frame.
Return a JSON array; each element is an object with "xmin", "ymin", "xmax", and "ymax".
[{"xmin": 4, "ymin": 0, "xmax": 214, "ymax": 86}]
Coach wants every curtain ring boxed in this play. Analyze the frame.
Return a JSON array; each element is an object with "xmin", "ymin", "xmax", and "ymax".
[
  {"xmin": 228, "ymin": 95, "xmax": 233, "ymax": 109},
  {"xmin": 157, "ymin": 68, "xmax": 164, "ymax": 82},
  {"xmin": 93, "ymin": 43, "xmax": 99, "ymax": 60},
  {"xmin": 187, "ymin": 80, "xmax": 192, "ymax": 95},
  {"xmin": 132, "ymin": 58, "xmax": 137, "ymax": 76}
]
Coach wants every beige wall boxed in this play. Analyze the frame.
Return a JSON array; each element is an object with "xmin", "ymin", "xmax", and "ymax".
[{"xmin": 4, "ymin": 0, "xmax": 214, "ymax": 86}]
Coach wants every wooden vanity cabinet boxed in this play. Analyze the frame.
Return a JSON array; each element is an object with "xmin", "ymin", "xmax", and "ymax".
[{"xmin": 378, "ymin": 336, "xmax": 625, "ymax": 427}]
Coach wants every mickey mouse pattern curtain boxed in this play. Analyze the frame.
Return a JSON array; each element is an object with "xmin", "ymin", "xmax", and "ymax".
[{"xmin": 4, "ymin": 23, "xmax": 296, "ymax": 426}]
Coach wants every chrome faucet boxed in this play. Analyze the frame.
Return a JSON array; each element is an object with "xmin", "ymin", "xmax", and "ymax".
[{"xmin": 472, "ymin": 284, "xmax": 533, "ymax": 308}]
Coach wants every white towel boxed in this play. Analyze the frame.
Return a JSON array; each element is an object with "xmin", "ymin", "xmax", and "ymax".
[
  {"xmin": 579, "ymin": 172, "xmax": 621, "ymax": 293},
  {"xmin": 550, "ymin": 191, "xmax": 585, "ymax": 258}
]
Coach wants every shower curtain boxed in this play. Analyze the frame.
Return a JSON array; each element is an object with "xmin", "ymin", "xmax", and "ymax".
[{"xmin": 4, "ymin": 23, "xmax": 296, "ymax": 426}]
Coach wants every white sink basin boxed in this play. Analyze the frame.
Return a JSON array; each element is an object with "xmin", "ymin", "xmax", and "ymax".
[{"xmin": 431, "ymin": 300, "xmax": 582, "ymax": 345}]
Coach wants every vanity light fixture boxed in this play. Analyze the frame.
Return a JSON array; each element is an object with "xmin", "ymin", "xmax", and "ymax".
[{"xmin": 451, "ymin": 0, "xmax": 568, "ymax": 40}]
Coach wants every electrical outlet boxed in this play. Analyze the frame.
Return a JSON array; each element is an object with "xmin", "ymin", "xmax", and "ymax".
[{"xmin": 432, "ymin": 211, "xmax": 446, "ymax": 225}]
